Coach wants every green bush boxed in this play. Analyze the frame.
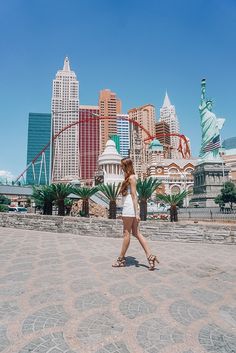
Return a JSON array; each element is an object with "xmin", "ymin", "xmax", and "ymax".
[{"xmin": 0, "ymin": 204, "xmax": 8, "ymax": 212}]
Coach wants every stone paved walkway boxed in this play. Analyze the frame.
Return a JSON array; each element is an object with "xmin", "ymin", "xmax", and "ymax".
[{"xmin": 0, "ymin": 227, "xmax": 236, "ymax": 353}]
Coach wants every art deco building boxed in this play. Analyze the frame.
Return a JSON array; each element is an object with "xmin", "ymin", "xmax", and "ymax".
[
  {"xmin": 99, "ymin": 89, "xmax": 122, "ymax": 153},
  {"xmin": 160, "ymin": 92, "xmax": 180, "ymax": 159},
  {"xmin": 51, "ymin": 57, "xmax": 79, "ymax": 182},
  {"xmin": 155, "ymin": 121, "xmax": 171, "ymax": 158},
  {"xmin": 79, "ymin": 105, "xmax": 100, "ymax": 184}
]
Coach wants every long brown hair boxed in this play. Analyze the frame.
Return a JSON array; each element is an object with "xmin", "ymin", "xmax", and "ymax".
[{"xmin": 120, "ymin": 158, "xmax": 135, "ymax": 196}]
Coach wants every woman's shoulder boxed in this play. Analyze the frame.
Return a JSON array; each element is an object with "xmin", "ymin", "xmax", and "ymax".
[{"xmin": 128, "ymin": 174, "xmax": 137, "ymax": 182}]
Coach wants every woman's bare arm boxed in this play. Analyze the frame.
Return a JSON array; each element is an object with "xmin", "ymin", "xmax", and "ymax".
[{"xmin": 129, "ymin": 175, "xmax": 139, "ymax": 219}]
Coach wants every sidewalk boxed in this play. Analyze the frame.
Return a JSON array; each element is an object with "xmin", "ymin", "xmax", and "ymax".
[{"xmin": 0, "ymin": 227, "xmax": 235, "ymax": 353}]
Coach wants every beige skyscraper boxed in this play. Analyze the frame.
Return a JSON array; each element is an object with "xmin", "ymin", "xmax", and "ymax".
[
  {"xmin": 51, "ymin": 57, "xmax": 79, "ymax": 182},
  {"xmin": 128, "ymin": 104, "xmax": 156, "ymax": 177},
  {"xmin": 99, "ymin": 89, "xmax": 122, "ymax": 153}
]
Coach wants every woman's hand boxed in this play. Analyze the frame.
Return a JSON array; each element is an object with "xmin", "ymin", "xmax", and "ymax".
[{"xmin": 136, "ymin": 215, "xmax": 140, "ymax": 223}]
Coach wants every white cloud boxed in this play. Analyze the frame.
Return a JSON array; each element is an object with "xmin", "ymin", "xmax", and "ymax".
[{"xmin": 0, "ymin": 170, "xmax": 15, "ymax": 182}]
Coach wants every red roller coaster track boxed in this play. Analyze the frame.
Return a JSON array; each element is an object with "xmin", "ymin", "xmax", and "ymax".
[{"xmin": 15, "ymin": 115, "xmax": 190, "ymax": 183}]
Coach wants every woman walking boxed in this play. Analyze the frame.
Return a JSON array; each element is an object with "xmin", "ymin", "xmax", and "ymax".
[{"xmin": 112, "ymin": 158, "xmax": 159, "ymax": 270}]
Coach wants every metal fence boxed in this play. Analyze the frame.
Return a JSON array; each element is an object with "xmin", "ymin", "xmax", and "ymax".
[{"xmin": 178, "ymin": 207, "xmax": 236, "ymax": 221}]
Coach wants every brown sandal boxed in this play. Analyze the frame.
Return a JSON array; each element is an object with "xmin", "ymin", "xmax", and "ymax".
[
  {"xmin": 147, "ymin": 254, "xmax": 159, "ymax": 271},
  {"xmin": 112, "ymin": 256, "xmax": 126, "ymax": 267}
]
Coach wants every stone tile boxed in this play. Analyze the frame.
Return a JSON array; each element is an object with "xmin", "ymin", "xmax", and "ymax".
[
  {"xmin": 18, "ymin": 332, "xmax": 76, "ymax": 353},
  {"xmin": 169, "ymin": 300, "xmax": 207, "ymax": 326},
  {"xmin": 219, "ymin": 305, "xmax": 236, "ymax": 326},
  {"xmin": 137, "ymin": 318, "xmax": 184, "ymax": 351},
  {"xmin": 71, "ymin": 278, "xmax": 100, "ymax": 293},
  {"xmin": 192, "ymin": 288, "xmax": 222, "ymax": 305},
  {"xmin": 109, "ymin": 281, "xmax": 140, "ymax": 297},
  {"xmin": 77, "ymin": 312, "xmax": 123, "ymax": 344},
  {"xmin": 95, "ymin": 341, "xmax": 130, "ymax": 353},
  {"xmin": 30, "ymin": 289, "xmax": 66, "ymax": 306},
  {"xmin": 0, "ymin": 300, "xmax": 20, "ymax": 320},
  {"xmin": 0, "ymin": 325, "xmax": 10, "ymax": 352},
  {"xmin": 75, "ymin": 291, "xmax": 110, "ymax": 312},
  {"xmin": 22, "ymin": 305, "xmax": 69, "ymax": 334},
  {"xmin": 199, "ymin": 324, "xmax": 236, "ymax": 352},
  {"xmin": 119, "ymin": 296, "xmax": 156, "ymax": 319}
]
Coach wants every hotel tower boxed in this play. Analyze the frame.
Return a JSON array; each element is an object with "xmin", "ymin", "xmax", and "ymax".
[{"xmin": 51, "ymin": 57, "xmax": 79, "ymax": 182}]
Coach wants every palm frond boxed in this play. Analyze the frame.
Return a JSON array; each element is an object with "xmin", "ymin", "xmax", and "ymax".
[
  {"xmin": 97, "ymin": 183, "xmax": 121, "ymax": 201},
  {"xmin": 157, "ymin": 190, "xmax": 191, "ymax": 206},
  {"xmin": 73, "ymin": 186, "xmax": 98, "ymax": 200}
]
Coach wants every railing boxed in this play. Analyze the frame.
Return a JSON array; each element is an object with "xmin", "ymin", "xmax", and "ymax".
[{"xmin": 178, "ymin": 207, "xmax": 236, "ymax": 221}]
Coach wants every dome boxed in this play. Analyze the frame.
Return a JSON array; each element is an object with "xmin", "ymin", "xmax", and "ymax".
[
  {"xmin": 149, "ymin": 138, "xmax": 163, "ymax": 151},
  {"xmin": 98, "ymin": 139, "xmax": 122, "ymax": 165}
]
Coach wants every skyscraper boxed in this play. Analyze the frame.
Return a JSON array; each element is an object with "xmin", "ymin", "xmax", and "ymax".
[
  {"xmin": 116, "ymin": 114, "xmax": 130, "ymax": 157},
  {"xmin": 26, "ymin": 113, "xmax": 51, "ymax": 185},
  {"xmin": 99, "ymin": 89, "xmax": 122, "ymax": 153},
  {"xmin": 155, "ymin": 121, "xmax": 171, "ymax": 158},
  {"xmin": 79, "ymin": 105, "xmax": 100, "ymax": 184},
  {"xmin": 160, "ymin": 92, "xmax": 180, "ymax": 158},
  {"xmin": 128, "ymin": 104, "xmax": 156, "ymax": 177},
  {"xmin": 51, "ymin": 57, "xmax": 79, "ymax": 182}
]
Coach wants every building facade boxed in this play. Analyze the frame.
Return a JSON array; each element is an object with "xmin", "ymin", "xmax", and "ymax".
[
  {"xmin": 79, "ymin": 105, "xmax": 100, "ymax": 184},
  {"xmin": 146, "ymin": 139, "xmax": 196, "ymax": 206},
  {"xmin": 26, "ymin": 113, "xmax": 51, "ymax": 185},
  {"xmin": 99, "ymin": 89, "xmax": 122, "ymax": 153},
  {"xmin": 222, "ymin": 137, "xmax": 236, "ymax": 182},
  {"xmin": 51, "ymin": 57, "xmax": 79, "ymax": 182},
  {"xmin": 155, "ymin": 121, "xmax": 171, "ymax": 158},
  {"xmin": 98, "ymin": 139, "xmax": 123, "ymax": 185},
  {"xmin": 160, "ymin": 92, "xmax": 180, "ymax": 158},
  {"xmin": 116, "ymin": 114, "xmax": 130, "ymax": 157}
]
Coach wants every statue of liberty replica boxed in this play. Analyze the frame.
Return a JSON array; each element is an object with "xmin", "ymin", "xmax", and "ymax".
[{"xmin": 190, "ymin": 79, "xmax": 229, "ymax": 207}]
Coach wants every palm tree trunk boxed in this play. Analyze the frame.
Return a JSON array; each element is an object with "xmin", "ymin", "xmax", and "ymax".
[
  {"xmin": 82, "ymin": 199, "xmax": 89, "ymax": 217},
  {"xmin": 109, "ymin": 201, "xmax": 117, "ymax": 219},
  {"xmin": 170, "ymin": 205, "xmax": 178, "ymax": 222},
  {"xmin": 140, "ymin": 200, "xmax": 147, "ymax": 221},
  {"xmin": 58, "ymin": 200, "xmax": 65, "ymax": 216},
  {"xmin": 43, "ymin": 201, "xmax": 52, "ymax": 215}
]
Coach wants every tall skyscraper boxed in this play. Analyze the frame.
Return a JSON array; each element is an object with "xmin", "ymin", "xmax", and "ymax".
[
  {"xmin": 128, "ymin": 104, "xmax": 156, "ymax": 141},
  {"xmin": 160, "ymin": 92, "xmax": 180, "ymax": 158},
  {"xmin": 116, "ymin": 114, "xmax": 130, "ymax": 157},
  {"xmin": 99, "ymin": 89, "xmax": 122, "ymax": 153},
  {"xmin": 26, "ymin": 113, "xmax": 51, "ymax": 185},
  {"xmin": 79, "ymin": 105, "xmax": 100, "ymax": 184},
  {"xmin": 51, "ymin": 57, "xmax": 79, "ymax": 182}
]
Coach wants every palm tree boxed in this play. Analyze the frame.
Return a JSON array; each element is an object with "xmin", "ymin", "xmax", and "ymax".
[
  {"xmin": 72, "ymin": 186, "xmax": 98, "ymax": 217},
  {"xmin": 97, "ymin": 183, "xmax": 121, "ymax": 219},
  {"xmin": 136, "ymin": 178, "xmax": 161, "ymax": 221},
  {"xmin": 50, "ymin": 183, "xmax": 74, "ymax": 216},
  {"xmin": 32, "ymin": 185, "xmax": 54, "ymax": 215},
  {"xmin": 157, "ymin": 190, "xmax": 190, "ymax": 222}
]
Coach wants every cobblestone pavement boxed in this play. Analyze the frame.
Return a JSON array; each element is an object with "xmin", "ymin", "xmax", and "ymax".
[{"xmin": 0, "ymin": 227, "xmax": 236, "ymax": 353}]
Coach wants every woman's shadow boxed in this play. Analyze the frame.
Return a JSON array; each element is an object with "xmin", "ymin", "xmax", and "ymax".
[{"xmin": 125, "ymin": 256, "xmax": 157, "ymax": 270}]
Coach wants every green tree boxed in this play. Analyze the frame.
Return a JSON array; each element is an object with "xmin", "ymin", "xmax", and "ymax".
[
  {"xmin": 219, "ymin": 181, "xmax": 236, "ymax": 210},
  {"xmin": 50, "ymin": 184, "xmax": 74, "ymax": 216},
  {"xmin": 136, "ymin": 178, "xmax": 161, "ymax": 221},
  {"xmin": 157, "ymin": 190, "xmax": 190, "ymax": 222},
  {"xmin": 72, "ymin": 187, "xmax": 98, "ymax": 217},
  {"xmin": 0, "ymin": 195, "xmax": 11, "ymax": 205},
  {"xmin": 97, "ymin": 183, "xmax": 121, "ymax": 219},
  {"xmin": 32, "ymin": 186, "xmax": 54, "ymax": 215}
]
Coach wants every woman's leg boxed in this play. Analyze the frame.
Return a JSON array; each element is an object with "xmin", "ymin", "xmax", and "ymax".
[
  {"xmin": 119, "ymin": 217, "xmax": 134, "ymax": 258},
  {"xmin": 132, "ymin": 218, "xmax": 152, "ymax": 257}
]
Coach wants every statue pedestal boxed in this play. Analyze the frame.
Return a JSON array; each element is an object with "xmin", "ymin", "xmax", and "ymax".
[{"xmin": 190, "ymin": 160, "xmax": 230, "ymax": 208}]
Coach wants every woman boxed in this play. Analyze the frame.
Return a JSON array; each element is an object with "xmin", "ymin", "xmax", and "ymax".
[{"xmin": 112, "ymin": 157, "xmax": 159, "ymax": 270}]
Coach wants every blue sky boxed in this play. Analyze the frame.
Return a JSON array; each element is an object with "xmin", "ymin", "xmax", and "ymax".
[{"xmin": 0, "ymin": 0, "xmax": 236, "ymax": 179}]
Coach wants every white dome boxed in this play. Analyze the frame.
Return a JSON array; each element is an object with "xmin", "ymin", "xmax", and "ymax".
[{"xmin": 98, "ymin": 139, "xmax": 122, "ymax": 165}]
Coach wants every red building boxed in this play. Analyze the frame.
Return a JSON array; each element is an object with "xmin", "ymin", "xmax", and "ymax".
[{"xmin": 79, "ymin": 105, "xmax": 100, "ymax": 184}]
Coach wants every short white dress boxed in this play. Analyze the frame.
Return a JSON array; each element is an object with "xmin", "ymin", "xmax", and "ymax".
[{"xmin": 122, "ymin": 186, "xmax": 136, "ymax": 217}]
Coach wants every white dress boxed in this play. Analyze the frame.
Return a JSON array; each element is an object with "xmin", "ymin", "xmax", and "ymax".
[{"xmin": 122, "ymin": 186, "xmax": 136, "ymax": 217}]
